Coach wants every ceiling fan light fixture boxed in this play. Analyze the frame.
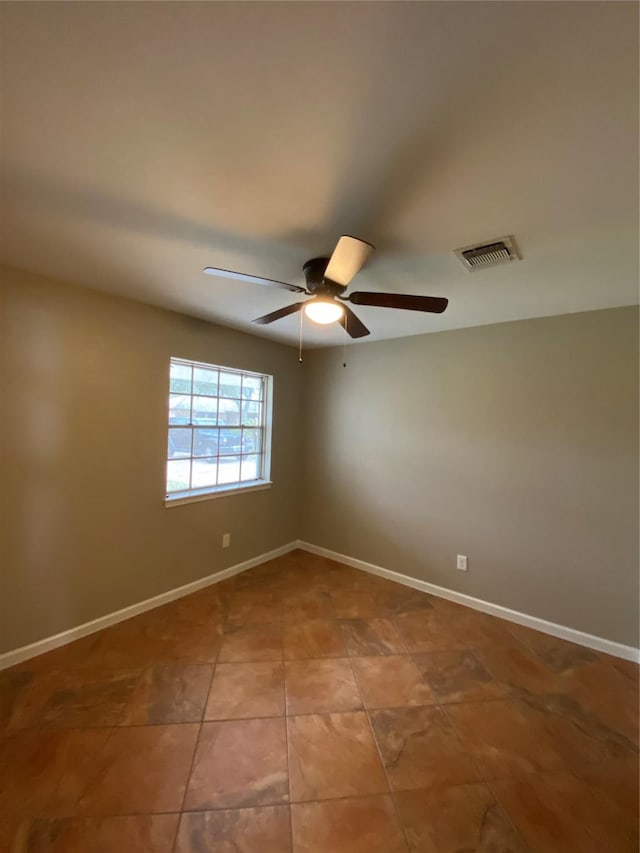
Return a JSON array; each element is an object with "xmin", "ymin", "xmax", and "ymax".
[{"xmin": 304, "ymin": 298, "xmax": 344, "ymax": 325}]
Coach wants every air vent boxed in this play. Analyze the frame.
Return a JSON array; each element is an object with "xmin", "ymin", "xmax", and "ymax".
[{"xmin": 454, "ymin": 235, "xmax": 520, "ymax": 271}]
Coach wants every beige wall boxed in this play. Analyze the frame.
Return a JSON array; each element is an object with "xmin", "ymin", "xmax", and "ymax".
[
  {"xmin": 2, "ymin": 268, "xmax": 637, "ymax": 654},
  {"xmin": 0, "ymin": 267, "xmax": 303, "ymax": 653},
  {"xmin": 301, "ymin": 307, "xmax": 639, "ymax": 647}
]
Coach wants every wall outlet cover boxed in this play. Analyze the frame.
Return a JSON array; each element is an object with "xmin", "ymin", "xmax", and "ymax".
[{"xmin": 456, "ymin": 554, "xmax": 468, "ymax": 571}]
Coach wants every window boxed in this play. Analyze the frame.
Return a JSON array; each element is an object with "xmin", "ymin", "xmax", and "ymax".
[{"xmin": 166, "ymin": 357, "xmax": 272, "ymax": 503}]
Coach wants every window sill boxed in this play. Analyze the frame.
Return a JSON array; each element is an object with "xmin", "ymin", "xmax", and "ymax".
[{"xmin": 165, "ymin": 481, "xmax": 272, "ymax": 508}]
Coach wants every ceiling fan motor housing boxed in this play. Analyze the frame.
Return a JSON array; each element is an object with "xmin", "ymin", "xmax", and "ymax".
[{"xmin": 303, "ymin": 257, "xmax": 345, "ymax": 296}]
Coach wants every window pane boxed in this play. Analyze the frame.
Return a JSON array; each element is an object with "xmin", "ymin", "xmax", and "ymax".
[
  {"xmin": 193, "ymin": 367, "xmax": 218, "ymax": 397},
  {"xmin": 241, "ymin": 399, "xmax": 261, "ymax": 426},
  {"xmin": 170, "ymin": 394, "xmax": 191, "ymax": 422},
  {"xmin": 167, "ymin": 460, "xmax": 191, "ymax": 493},
  {"xmin": 168, "ymin": 427, "xmax": 192, "ymax": 458},
  {"xmin": 193, "ymin": 427, "xmax": 220, "ymax": 458},
  {"xmin": 243, "ymin": 428, "xmax": 261, "ymax": 453},
  {"xmin": 191, "ymin": 458, "xmax": 218, "ymax": 488},
  {"xmin": 241, "ymin": 454, "xmax": 261, "ymax": 482},
  {"xmin": 221, "ymin": 398, "xmax": 241, "ymax": 426},
  {"xmin": 218, "ymin": 457, "xmax": 241, "ymax": 485},
  {"xmin": 167, "ymin": 358, "xmax": 271, "ymax": 499},
  {"xmin": 170, "ymin": 362, "xmax": 192, "ymax": 394},
  {"xmin": 219, "ymin": 371, "xmax": 242, "ymax": 399},
  {"xmin": 192, "ymin": 395, "xmax": 218, "ymax": 420},
  {"xmin": 219, "ymin": 428, "xmax": 242, "ymax": 456},
  {"xmin": 242, "ymin": 375, "xmax": 263, "ymax": 401}
]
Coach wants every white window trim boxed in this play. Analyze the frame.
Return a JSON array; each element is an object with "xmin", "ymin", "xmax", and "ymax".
[
  {"xmin": 165, "ymin": 480, "xmax": 273, "ymax": 507},
  {"xmin": 165, "ymin": 358, "xmax": 273, "ymax": 504}
]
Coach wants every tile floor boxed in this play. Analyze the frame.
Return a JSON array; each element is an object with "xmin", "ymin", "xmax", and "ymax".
[{"xmin": 0, "ymin": 549, "xmax": 638, "ymax": 852}]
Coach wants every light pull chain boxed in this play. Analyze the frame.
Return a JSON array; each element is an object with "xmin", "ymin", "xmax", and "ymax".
[
  {"xmin": 298, "ymin": 308, "xmax": 304, "ymax": 363},
  {"xmin": 343, "ymin": 310, "xmax": 348, "ymax": 368}
]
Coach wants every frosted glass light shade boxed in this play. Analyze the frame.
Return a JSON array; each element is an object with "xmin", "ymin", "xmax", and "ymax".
[{"xmin": 304, "ymin": 299, "xmax": 344, "ymax": 325}]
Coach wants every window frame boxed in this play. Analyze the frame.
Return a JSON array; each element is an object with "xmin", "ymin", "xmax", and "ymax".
[{"xmin": 164, "ymin": 357, "xmax": 273, "ymax": 506}]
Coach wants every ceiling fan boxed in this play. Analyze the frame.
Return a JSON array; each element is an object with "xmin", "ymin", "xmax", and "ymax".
[{"xmin": 203, "ymin": 235, "xmax": 448, "ymax": 338}]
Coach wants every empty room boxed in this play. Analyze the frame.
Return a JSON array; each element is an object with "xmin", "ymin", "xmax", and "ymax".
[{"xmin": 0, "ymin": 2, "xmax": 638, "ymax": 852}]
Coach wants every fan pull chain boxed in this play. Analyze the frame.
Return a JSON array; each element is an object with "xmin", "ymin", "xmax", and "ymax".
[
  {"xmin": 298, "ymin": 308, "xmax": 304, "ymax": 363},
  {"xmin": 343, "ymin": 311, "xmax": 348, "ymax": 368}
]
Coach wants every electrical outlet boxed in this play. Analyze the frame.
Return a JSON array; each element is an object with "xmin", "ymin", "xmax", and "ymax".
[
  {"xmin": 222, "ymin": 533, "xmax": 231, "ymax": 549},
  {"xmin": 456, "ymin": 554, "xmax": 468, "ymax": 571}
]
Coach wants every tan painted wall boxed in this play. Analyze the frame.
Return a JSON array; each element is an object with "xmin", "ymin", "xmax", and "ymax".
[
  {"xmin": 0, "ymin": 267, "xmax": 303, "ymax": 653},
  {"xmin": 2, "ymin": 267, "xmax": 637, "ymax": 653},
  {"xmin": 301, "ymin": 307, "xmax": 639, "ymax": 647}
]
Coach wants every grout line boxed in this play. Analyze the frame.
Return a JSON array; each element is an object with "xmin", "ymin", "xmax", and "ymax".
[
  {"xmin": 169, "ymin": 599, "xmax": 226, "ymax": 853},
  {"xmin": 483, "ymin": 778, "xmax": 533, "ymax": 851},
  {"xmin": 343, "ymin": 653, "xmax": 411, "ymax": 852},
  {"xmin": 170, "ymin": 722, "xmax": 204, "ymax": 853},
  {"xmin": 283, "ymin": 672, "xmax": 294, "ymax": 852},
  {"xmin": 11, "ymin": 775, "xmax": 549, "ymax": 823}
]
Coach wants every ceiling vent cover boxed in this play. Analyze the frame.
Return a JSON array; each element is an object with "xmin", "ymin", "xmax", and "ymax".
[{"xmin": 454, "ymin": 235, "xmax": 520, "ymax": 271}]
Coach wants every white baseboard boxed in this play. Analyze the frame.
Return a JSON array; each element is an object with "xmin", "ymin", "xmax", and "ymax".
[
  {"xmin": 4, "ymin": 539, "xmax": 637, "ymax": 670},
  {"xmin": 295, "ymin": 541, "xmax": 640, "ymax": 664},
  {"xmin": 0, "ymin": 542, "xmax": 297, "ymax": 671}
]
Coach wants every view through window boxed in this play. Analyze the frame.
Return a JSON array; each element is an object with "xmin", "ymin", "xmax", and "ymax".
[{"xmin": 166, "ymin": 357, "xmax": 271, "ymax": 499}]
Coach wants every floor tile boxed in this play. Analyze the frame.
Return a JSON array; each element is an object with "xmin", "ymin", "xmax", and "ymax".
[
  {"xmin": 205, "ymin": 662, "xmax": 285, "ymax": 719},
  {"xmin": 94, "ymin": 614, "xmax": 224, "ymax": 668},
  {"xmin": 158, "ymin": 588, "xmax": 227, "ymax": 625},
  {"xmin": 339, "ymin": 618, "xmax": 407, "ymax": 656},
  {"xmin": 394, "ymin": 782, "xmax": 528, "ymax": 852},
  {"xmin": 0, "ymin": 727, "xmax": 112, "ymax": 817},
  {"xmin": 507, "ymin": 621, "xmax": 592, "ymax": 664},
  {"xmin": 227, "ymin": 590, "xmax": 284, "ymax": 625},
  {"xmin": 129, "ymin": 664, "xmax": 213, "ymax": 724},
  {"xmin": 370, "ymin": 705, "xmax": 480, "ymax": 792},
  {"xmin": 378, "ymin": 587, "xmax": 435, "ymax": 617},
  {"xmin": 492, "ymin": 770, "xmax": 639, "ymax": 853},
  {"xmin": 175, "ymin": 805, "xmax": 291, "ymax": 852},
  {"xmin": 287, "ymin": 711, "xmax": 388, "ymax": 801},
  {"xmin": 329, "ymin": 589, "xmax": 385, "ymax": 619},
  {"xmin": 443, "ymin": 609, "xmax": 518, "ymax": 650},
  {"xmin": 0, "ymin": 669, "xmax": 33, "ymax": 728},
  {"xmin": 391, "ymin": 609, "xmax": 467, "ymax": 653},
  {"xmin": 6, "ymin": 668, "xmax": 139, "ymax": 729},
  {"xmin": 291, "ymin": 795, "xmax": 407, "ymax": 853},
  {"xmin": 559, "ymin": 657, "xmax": 639, "ymax": 745},
  {"xmin": 23, "ymin": 814, "xmax": 179, "ymax": 852},
  {"xmin": 412, "ymin": 648, "xmax": 508, "ymax": 704},
  {"xmin": 601, "ymin": 653, "xmax": 640, "ymax": 685},
  {"xmin": 283, "ymin": 619, "xmax": 345, "ymax": 659},
  {"xmin": 351, "ymin": 656, "xmax": 435, "ymax": 709},
  {"xmin": 285, "ymin": 658, "xmax": 361, "ymax": 714},
  {"xmin": 529, "ymin": 637, "xmax": 600, "ymax": 676},
  {"xmin": 508, "ymin": 688, "xmax": 638, "ymax": 781},
  {"xmin": 571, "ymin": 754, "xmax": 640, "ymax": 824},
  {"xmin": 218, "ymin": 622, "xmax": 283, "ymax": 662},
  {"xmin": 445, "ymin": 698, "xmax": 566, "ymax": 780},
  {"xmin": 0, "ymin": 815, "xmax": 27, "ymax": 851},
  {"xmin": 3, "ymin": 551, "xmax": 638, "ymax": 849},
  {"xmin": 474, "ymin": 644, "xmax": 562, "ymax": 695},
  {"xmin": 184, "ymin": 718, "xmax": 288, "ymax": 810},
  {"xmin": 75, "ymin": 723, "xmax": 200, "ymax": 815},
  {"xmin": 282, "ymin": 590, "xmax": 334, "ymax": 621}
]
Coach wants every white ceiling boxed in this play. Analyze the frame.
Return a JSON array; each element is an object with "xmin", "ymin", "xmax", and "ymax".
[{"xmin": 0, "ymin": 2, "xmax": 637, "ymax": 347}]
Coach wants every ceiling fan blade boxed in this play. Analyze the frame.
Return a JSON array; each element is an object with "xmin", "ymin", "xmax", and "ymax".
[
  {"xmin": 338, "ymin": 304, "xmax": 370, "ymax": 338},
  {"xmin": 251, "ymin": 302, "xmax": 306, "ymax": 325},
  {"xmin": 347, "ymin": 292, "xmax": 448, "ymax": 314},
  {"xmin": 203, "ymin": 267, "xmax": 306, "ymax": 294},
  {"xmin": 324, "ymin": 235, "xmax": 375, "ymax": 287}
]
